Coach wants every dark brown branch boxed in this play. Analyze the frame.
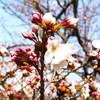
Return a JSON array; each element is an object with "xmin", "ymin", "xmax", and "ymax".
[
  {"xmin": 31, "ymin": 0, "xmax": 45, "ymax": 14},
  {"xmin": 56, "ymin": 0, "xmax": 74, "ymax": 20},
  {"xmin": 73, "ymin": 0, "xmax": 88, "ymax": 77},
  {"xmin": 7, "ymin": 43, "xmax": 33, "ymax": 49},
  {"xmin": 39, "ymin": 34, "xmax": 47, "ymax": 100},
  {"xmin": 57, "ymin": 31, "xmax": 69, "ymax": 43},
  {"xmin": 73, "ymin": 0, "xmax": 88, "ymax": 54},
  {"xmin": 57, "ymin": 0, "xmax": 65, "ymax": 9}
]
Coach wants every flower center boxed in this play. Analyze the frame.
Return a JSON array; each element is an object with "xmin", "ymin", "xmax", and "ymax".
[{"xmin": 52, "ymin": 45, "xmax": 57, "ymax": 52}]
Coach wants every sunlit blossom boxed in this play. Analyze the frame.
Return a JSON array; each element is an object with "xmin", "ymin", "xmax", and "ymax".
[
  {"xmin": 61, "ymin": 17, "xmax": 78, "ymax": 28},
  {"xmin": 44, "ymin": 37, "xmax": 78, "ymax": 72},
  {"xmin": 69, "ymin": 82, "xmax": 77, "ymax": 94},
  {"xmin": 93, "ymin": 73, "xmax": 100, "ymax": 93},
  {"xmin": 51, "ymin": 60, "xmax": 68, "ymax": 72},
  {"xmin": 44, "ymin": 84, "xmax": 56, "ymax": 100},
  {"xmin": 88, "ymin": 50, "xmax": 98, "ymax": 57},
  {"xmin": 0, "ymin": 46, "xmax": 8, "ymax": 56},
  {"xmin": 43, "ymin": 12, "xmax": 56, "ymax": 24},
  {"xmin": 92, "ymin": 40, "xmax": 100, "ymax": 49},
  {"xmin": 23, "ymin": 85, "xmax": 33, "ymax": 98},
  {"xmin": 81, "ymin": 83, "xmax": 90, "ymax": 99}
]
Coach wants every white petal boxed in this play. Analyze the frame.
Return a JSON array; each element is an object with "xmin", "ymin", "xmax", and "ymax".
[
  {"xmin": 92, "ymin": 40, "xmax": 100, "ymax": 49},
  {"xmin": 51, "ymin": 60, "xmax": 68, "ymax": 72},
  {"xmin": 47, "ymin": 38, "xmax": 60, "ymax": 48},
  {"xmin": 43, "ymin": 12, "xmax": 56, "ymax": 24},
  {"xmin": 59, "ymin": 44, "xmax": 73, "ymax": 58},
  {"xmin": 60, "ymin": 60, "xmax": 68, "ymax": 68},
  {"xmin": 52, "ymin": 57, "xmax": 61, "ymax": 64},
  {"xmin": 65, "ymin": 44, "xmax": 78, "ymax": 53},
  {"xmin": 51, "ymin": 63, "xmax": 60, "ymax": 72},
  {"xmin": 44, "ymin": 51, "xmax": 53, "ymax": 63}
]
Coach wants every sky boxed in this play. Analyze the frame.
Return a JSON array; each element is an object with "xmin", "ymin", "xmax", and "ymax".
[{"xmin": 0, "ymin": 1, "xmax": 31, "ymax": 46}]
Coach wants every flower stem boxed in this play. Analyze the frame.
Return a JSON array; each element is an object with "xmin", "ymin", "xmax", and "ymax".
[{"xmin": 40, "ymin": 34, "xmax": 47, "ymax": 100}]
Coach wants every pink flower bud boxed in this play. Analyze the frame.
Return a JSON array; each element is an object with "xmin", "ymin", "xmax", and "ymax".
[
  {"xmin": 21, "ymin": 29, "xmax": 35, "ymax": 40},
  {"xmin": 29, "ymin": 55, "xmax": 38, "ymax": 63},
  {"xmin": 25, "ymin": 47, "xmax": 31, "ymax": 52},
  {"xmin": 34, "ymin": 75, "xmax": 40, "ymax": 81},
  {"xmin": 31, "ymin": 11, "xmax": 42, "ymax": 24},
  {"xmin": 10, "ymin": 49, "xmax": 25, "ymax": 64},
  {"xmin": 15, "ymin": 93, "xmax": 22, "ymax": 100},
  {"xmin": 26, "ymin": 66, "xmax": 34, "ymax": 72},
  {"xmin": 92, "ymin": 91, "xmax": 99, "ymax": 96},
  {"xmin": 15, "ymin": 48, "xmax": 24, "ymax": 55},
  {"xmin": 31, "ymin": 24, "xmax": 38, "ymax": 37},
  {"xmin": 61, "ymin": 17, "xmax": 78, "ymax": 28}
]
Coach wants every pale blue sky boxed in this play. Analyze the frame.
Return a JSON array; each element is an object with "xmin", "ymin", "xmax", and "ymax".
[{"xmin": 0, "ymin": 1, "xmax": 31, "ymax": 46}]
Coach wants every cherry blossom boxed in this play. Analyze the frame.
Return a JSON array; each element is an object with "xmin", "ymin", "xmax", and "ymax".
[
  {"xmin": 21, "ymin": 29, "xmax": 36, "ymax": 40},
  {"xmin": 93, "ymin": 73, "xmax": 100, "ymax": 93},
  {"xmin": 61, "ymin": 17, "xmax": 78, "ymax": 28},
  {"xmin": 92, "ymin": 40, "xmax": 100, "ymax": 49},
  {"xmin": 0, "ymin": 45, "xmax": 8, "ymax": 56},
  {"xmin": 81, "ymin": 83, "xmax": 90, "ymax": 99},
  {"xmin": 31, "ymin": 11, "xmax": 42, "ymax": 24},
  {"xmin": 44, "ymin": 37, "xmax": 78, "ymax": 72},
  {"xmin": 43, "ymin": 12, "xmax": 56, "ymax": 24}
]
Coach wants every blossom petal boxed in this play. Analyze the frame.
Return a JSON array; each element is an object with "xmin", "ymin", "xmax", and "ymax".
[
  {"xmin": 52, "ymin": 57, "xmax": 61, "ymax": 64},
  {"xmin": 44, "ymin": 51, "xmax": 53, "ymax": 63},
  {"xmin": 43, "ymin": 12, "xmax": 56, "ymax": 24},
  {"xmin": 51, "ymin": 60, "xmax": 68, "ymax": 72},
  {"xmin": 65, "ymin": 44, "xmax": 78, "ymax": 53},
  {"xmin": 92, "ymin": 40, "xmax": 100, "ymax": 49},
  {"xmin": 51, "ymin": 63, "xmax": 60, "ymax": 72},
  {"xmin": 60, "ymin": 60, "xmax": 68, "ymax": 68}
]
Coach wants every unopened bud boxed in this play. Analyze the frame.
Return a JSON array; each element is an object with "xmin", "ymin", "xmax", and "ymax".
[
  {"xmin": 21, "ymin": 29, "xmax": 35, "ymax": 40},
  {"xmin": 61, "ymin": 17, "xmax": 78, "ymax": 28},
  {"xmin": 0, "ymin": 46, "xmax": 8, "ymax": 56},
  {"xmin": 31, "ymin": 11, "xmax": 42, "ymax": 24},
  {"xmin": 31, "ymin": 24, "xmax": 38, "ymax": 37}
]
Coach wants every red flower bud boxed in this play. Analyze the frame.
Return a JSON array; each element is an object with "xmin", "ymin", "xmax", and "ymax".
[
  {"xmin": 61, "ymin": 17, "xmax": 78, "ymax": 28},
  {"xmin": 31, "ymin": 24, "xmax": 38, "ymax": 37},
  {"xmin": 21, "ymin": 29, "xmax": 36, "ymax": 40},
  {"xmin": 31, "ymin": 11, "xmax": 42, "ymax": 24}
]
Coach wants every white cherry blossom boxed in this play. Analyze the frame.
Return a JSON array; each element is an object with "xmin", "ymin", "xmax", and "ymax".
[
  {"xmin": 93, "ymin": 73, "xmax": 100, "ymax": 92},
  {"xmin": 81, "ymin": 83, "xmax": 90, "ymax": 99},
  {"xmin": 44, "ymin": 37, "xmax": 78, "ymax": 72},
  {"xmin": 0, "ymin": 46, "xmax": 8, "ymax": 56},
  {"xmin": 68, "ymin": 17, "xmax": 78, "ymax": 27},
  {"xmin": 92, "ymin": 40, "xmax": 100, "ymax": 49},
  {"xmin": 43, "ymin": 12, "xmax": 56, "ymax": 24}
]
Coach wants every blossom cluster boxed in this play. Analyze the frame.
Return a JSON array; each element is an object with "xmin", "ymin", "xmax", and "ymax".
[
  {"xmin": 44, "ymin": 37, "xmax": 78, "ymax": 72},
  {"xmin": 1, "ymin": 11, "xmax": 100, "ymax": 100},
  {"xmin": 31, "ymin": 12, "xmax": 78, "ymax": 32}
]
